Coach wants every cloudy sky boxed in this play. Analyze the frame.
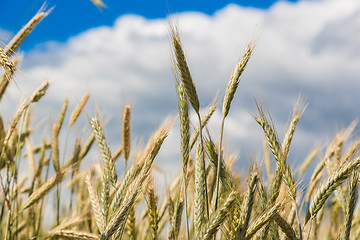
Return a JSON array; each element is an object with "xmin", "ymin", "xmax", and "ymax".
[{"xmin": 1, "ymin": 0, "xmax": 360, "ymax": 180}]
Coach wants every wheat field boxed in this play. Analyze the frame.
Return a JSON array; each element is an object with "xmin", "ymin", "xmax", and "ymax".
[{"xmin": 1, "ymin": 5, "xmax": 360, "ymax": 240}]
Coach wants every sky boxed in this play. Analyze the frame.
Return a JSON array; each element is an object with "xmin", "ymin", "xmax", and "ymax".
[
  {"xmin": 1, "ymin": 0, "xmax": 360, "ymax": 181},
  {"xmin": 0, "ymin": 0, "xmax": 299, "ymax": 50}
]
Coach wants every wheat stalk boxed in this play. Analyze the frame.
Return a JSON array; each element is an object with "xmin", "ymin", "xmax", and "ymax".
[{"xmin": 343, "ymin": 170, "xmax": 357, "ymax": 240}]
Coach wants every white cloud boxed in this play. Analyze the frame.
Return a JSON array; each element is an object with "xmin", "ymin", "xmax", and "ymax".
[{"xmin": 4, "ymin": 0, "xmax": 360, "ymax": 178}]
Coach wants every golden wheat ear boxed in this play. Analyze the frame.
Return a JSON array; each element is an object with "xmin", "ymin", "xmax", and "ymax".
[
  {"xmin": 122, "ymin": 104, "xmax": 131, "ymax": 164},
  {"xmin": 5, "ymin": 4, "xmax": 52, "ymax": 56}
]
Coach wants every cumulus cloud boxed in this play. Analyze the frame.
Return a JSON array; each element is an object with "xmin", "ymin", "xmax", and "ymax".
[{"xmin": 4, "ymin": 0, "xmax": 360, "ymax": 178}]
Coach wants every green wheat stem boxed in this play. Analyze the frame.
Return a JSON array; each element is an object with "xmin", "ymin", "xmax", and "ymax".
[
  {"xmin": 198, "ymin": 113, "xmax": 209, "ymax": 220},
  {"xmin": 214, "ymin": 117, "xmax": 225, "ymax": 211}
]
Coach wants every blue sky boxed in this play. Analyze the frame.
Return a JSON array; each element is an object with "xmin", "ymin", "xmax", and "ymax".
[
  {"xmin": 1, "ymin": 0, "xmax": 360, "ymax": 179},
  {"xmin": 0, "ymin": 0, "xmax": 298, "ymax": 50}
]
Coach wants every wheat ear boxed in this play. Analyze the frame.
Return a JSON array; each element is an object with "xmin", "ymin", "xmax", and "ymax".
[
  {"xmin": 200, "ymin": 191, "xmax": 238, "ymax": 240},
  {"xmin": 101, "ymin": 169, "xmax": 150, "ymax": 240},
  {"xmin": 69, "ymin": 93, "xmax": 90, "ymax": 129},
  {"xmin": 3, "ymin": 99, "xmax": 29, "ymax": 147},
  {"xmin": 91, "ymin": 115, "xmax": 117, "ymax": 186},
  {"xmin": 175, "ymin": 81, "xmax": 190, "ymax": 238},
  {"xmin": 169, "ymin": 23, "xmax": 200, "ymax": 115},
  {"xmin": 122, "ymin": 104, "xmax": 131, "ymax": 163},
  {"xmin": 305, "ymin": 156, "xmax": 360, "ymax": 224},
  {"xmin": 19, "ymin": 169, "xmax": 67, "ymax": 213},
  {"xmin": 236, "ymin": 173, "xmax": 258, "ymax": 239},
  {"xmin": 79, "ymin": 133, "xmax": 95, "ymax": 160},
  {"xmin": 146, "ymin": 184, "xmax": 158, "ymax": 239},
  {"xmin": 222, "ymin": 43, "xmax": 254, "ymax": 118},
  {"xmin": 30, "ymin": 79, "xmax": 49, "ymax": 103},
  {"xmin": 44, "ymin": 230, "xmax": 99, "ymax": 240},
  {"xmin": 110, "ymin": 163, "xmax": 142, "ymax": 213},
  {"xmin": 169, "ymin": 198, "xmax": 184, "ymax": 240},
  {"xmin": 0, "ymin": 55, "xmax": 20, "ymax": 101},
  {"xmin": 245, "ymin": 202, "xmax": 281, "ymax": 240},
  {"xmin": 205, "ymin": 139, "xmax": 234, "ymax": 193},
  {"xmin": 126, "ymin": 206, "xmax": 136, "ymax": 240},
  {"xmin": 274, "ymin": 213, "xmax": 298, "ymax": 240},
  {"xmin": 194, "ymin": 139, "xmax": 207, "ymax": 236},
  {"xmin": 0, "ymin": 47, "xmax": 16, "ymax": 76},
  {"xmin": 51, "ymin": 124, "xmax": 60, "ymax": 173},
  {"xmin": 5, "ymin": 5, "xmax": 51, "ymax": 56},
  {"xmin": 56, "ymin": 98, "xmax": 69, "ymax": 132},
  {"xmin": 85, "ymin": 174, "xmax": 106, "ymax": 233}
]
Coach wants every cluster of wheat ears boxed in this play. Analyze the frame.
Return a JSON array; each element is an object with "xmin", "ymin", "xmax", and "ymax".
[{"xmin": 1, "ymin": 5, "xmax": 360, "ymax": 240}]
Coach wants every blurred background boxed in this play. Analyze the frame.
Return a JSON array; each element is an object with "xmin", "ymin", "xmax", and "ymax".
[{"xmin": 1, "ymin": 0, "xmax": 360, "ymax": 182}]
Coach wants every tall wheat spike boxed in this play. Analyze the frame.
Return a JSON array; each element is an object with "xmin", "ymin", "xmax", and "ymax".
[{"xmin": 169, "ymin": 23, "xmax": 200, "ymax": 115}]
